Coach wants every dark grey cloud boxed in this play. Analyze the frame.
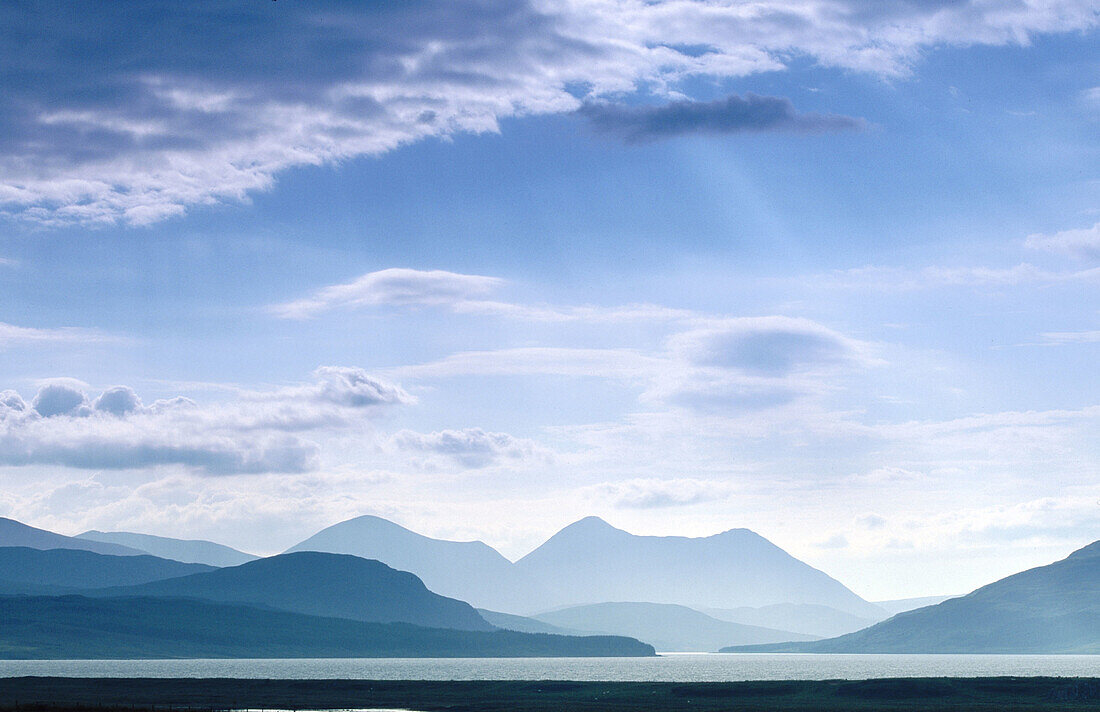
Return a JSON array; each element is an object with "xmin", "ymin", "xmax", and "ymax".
[{"xmin": 579, "ymin": 94, "xmax": 864, "ymax": 142}]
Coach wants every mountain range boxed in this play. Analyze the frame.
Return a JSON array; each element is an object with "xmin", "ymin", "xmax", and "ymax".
[
  {"xmin": 530, "ymin": 601, "xmax": 818, "ymax": 652},
  {"xmin": 724, "ymin": 540, "xmax": 1100, "ymax": 654},
  {"xmin": 0, "ymin": 518, "xmax": 144, "ymax": 557},
  {"xmin": 285, "ymin": 514, "xmax": 884, "ymax": 618},
  {"xmin": 77, "ymin": 530, "xmax": 257, "ymax": 567},
  {"xmin": 0, "ymin": 547, "xmax": 213, "ymax": 594}
]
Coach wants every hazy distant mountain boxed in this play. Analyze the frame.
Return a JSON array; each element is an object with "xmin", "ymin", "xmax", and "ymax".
[
  {"xmin": 0, "ymin": 595, "xmax": 655, "ymax": 659},
  {"xmin": 77, "ymin": 530, "xmax": 257, "ymax": 567},
  {"xmin": 0, "ymin": 518, "xmax": 144, "ymax": 557},
  {"xmin": 531, "ymin": 601, "xmax": 816, "ymax": 652},
  {"xmin": 476, "ymin": 609, "xmax": 587, "ymax": 636},
  {"xmin": 0, "ymin": 547, "xmax": 213, "ymax": 593},
  {"xmin": 873, "ymin": 595, "xmax": 956, "ymax": 616},
  {"xmin": 703, "ymin": 603, "xmax": 880, "ymax": 638},
  {"xmin": 725, "ymin": 540, "xmax": 1100, "ymax": 654},
  {"xmin": 514, "ymin": 517, "xmax": 883, "ymax": 616},
  {"xmin": 285, "ymin": 515, "xmax": 521, "ymax": 610},
  {"xmin": 94, "ymin": 551, "xmax": 493, "ymax": 631}
]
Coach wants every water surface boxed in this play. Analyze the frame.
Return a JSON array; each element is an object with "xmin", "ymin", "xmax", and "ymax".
[{"xmin": 1, "ymin": 654, "xmax": 1096, "ymax": 681}]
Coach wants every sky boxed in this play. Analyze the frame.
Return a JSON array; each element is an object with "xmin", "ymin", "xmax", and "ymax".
[{"xmin": 0, "ymin": 0, "xmax": 1098, "ymax": 600}]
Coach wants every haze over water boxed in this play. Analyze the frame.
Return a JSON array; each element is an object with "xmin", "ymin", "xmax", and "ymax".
[{"xmin": 2, "ymin": 655, "xmax": 1097, "ymax": 682}]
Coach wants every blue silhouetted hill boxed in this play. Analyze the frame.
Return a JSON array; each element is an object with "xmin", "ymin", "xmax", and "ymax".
[
  {"xmin": 77, "ymin": 530, "xmax": 257, "ymax": 567},
  {"xmin": 0, "ymin": 518, "xmax": 144, "ymax": 557},
  {"xmin": 286, "ymin": 515, "xmax": 519, "ymax": 611},
  {"xmin": 724, "ymin": 539, "xmax": 1100, "ymax": 654},
  {"xmin": 0, "ymin": 595, "xmax": 655, "ymax": 659},
  {"xmin": 92, "ymin": 551, "xmax": 494, "ymax": 631},
  {"xmin": 514, "ymin": 517, "xmax": 883, "ymax": 617},
  {"xmin": 0, "ymin": 547, "xmax": 213, "ymax": 593},
  {"xmin": 532, "ymin": 601, "xmax": 819, "ymax": 652}
]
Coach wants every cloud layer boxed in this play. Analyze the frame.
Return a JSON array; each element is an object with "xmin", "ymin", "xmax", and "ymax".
[
  {"xmin": 0, "ymin": 368, "xmax": 410, "ymax": 475},
  {"xmin": 2, "ymin": 0, "xmax": 1095, "ymax": 225}
]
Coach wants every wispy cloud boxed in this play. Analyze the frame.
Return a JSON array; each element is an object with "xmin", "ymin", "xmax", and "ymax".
[
  {"xmin": 579, "ymin": 94, "xmax": 865, "ymax": 142},
  {"xmin": 1025, "ymin": 222, "xmax": 1100, "ymax": 260},
  {"xmin": 0, "ymin": 322, "xmax": 112, "ymax": 349},
  {"xmin": 2, "ymin": 0, "xmax": 1095, "ymax": 225},
  {"xmin": 272, "ymin": 267, "xmax": 695, "ymax": 323},
  {"xmin": 583, "ymin": 477, "xmax": 734, "ymax": 508}
]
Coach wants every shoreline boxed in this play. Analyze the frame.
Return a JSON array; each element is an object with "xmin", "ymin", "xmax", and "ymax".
[{"xmin": 1, "ymin": 677, "xmax": 1099, "ymax": 711}]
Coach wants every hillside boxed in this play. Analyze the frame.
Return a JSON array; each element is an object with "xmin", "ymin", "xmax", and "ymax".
[
  {"xmin": 77, "ymin": 530, "xmax": 257, "ymax": 567},
  {"xmin": 703, "ymin": 603, "xmax": 880, "ymax": 638},
  {"xmin": 0, "ymin": 595, "xmax": 655, "ymax": 659},
  {"xmin": 724, "ymin": 540, "xmax": 1100, "ymax": 654},
  {"xmin": 514, "ymin": 517, "xmax": 882, "ymax": 616},
  {"xmin": 532, "ymin": 601, "xmax": 816, "ymax": 652},
  {"xmin": 0, "ymin": 547, "xmax": 213, "ymax": 591},
  {"xmin": 0, "ymin": 518, "xmax": 144, "ymax": 557},
  {"xmin": 285, "ymin": 515, "xmax": 520, "ymax": 611},
  {"xmin": 93, "ymin": 551, "xmax": 493, "ymax": 631}
]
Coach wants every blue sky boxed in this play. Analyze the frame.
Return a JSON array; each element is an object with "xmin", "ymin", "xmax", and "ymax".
[{"xmin": 0, "ymin": 0, "xmax": 1098, "ymax": 599}]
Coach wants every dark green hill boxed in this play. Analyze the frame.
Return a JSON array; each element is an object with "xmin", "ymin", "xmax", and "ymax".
[
  {"xmin": 93, "ymin": 551, "xmax": 493, "ymax": 631},
  {"xmin": 724, "ymin": 540, "xmax": 1100, "ymax": 654},
  {"xmin": 0, "ymin": 547, "xmax": 213, "ymax": 591},
  {"xmin": 0, "ymin": 595, "xmax": 655, "ymax": 659}
]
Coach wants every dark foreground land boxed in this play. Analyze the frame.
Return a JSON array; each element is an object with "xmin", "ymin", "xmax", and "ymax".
[{"xmin": 2, "ymin": 677, "xmax": 1100, "ymax": 711}]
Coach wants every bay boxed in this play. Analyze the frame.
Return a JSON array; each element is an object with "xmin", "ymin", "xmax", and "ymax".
[{"xmin": 0, "ymin": 653, "xmax": 1097, "ymax": 681}]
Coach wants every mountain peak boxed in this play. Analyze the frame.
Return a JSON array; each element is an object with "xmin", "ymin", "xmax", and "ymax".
[{"xmin": 1067, "ymin": 540, "xmax": 1100, "ymax": 560}]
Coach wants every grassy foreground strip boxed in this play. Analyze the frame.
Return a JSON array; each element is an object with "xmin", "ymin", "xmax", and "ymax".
[{"xmin": 1, "ymin": 677, "xmax": 1100, "ymax": 711}]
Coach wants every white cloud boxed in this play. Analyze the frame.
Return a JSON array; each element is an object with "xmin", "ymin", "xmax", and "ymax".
[
  {"xmin": 0, "ymin": 322, "xmax": 111, "ymax": 348},
  {"xmin": 583, "ymin": 477, "xmax": 734, "ymax": 508},
  {"xmin": 271, "ymin": 268, "xmax": 503, "ymax": 319},
  {"xmin": 272, "ymin": 267, "xmax": 696, "ymax": 323},
  {"xmin": 1025, "ymin": 222, "xmax": 1100, "ymax": 260},
  {"xmin": 0, "ymin": 367, "xmax": 411, "ymax": 475},
  {"xmin": 390, "ymin": 427, "xmax": 551, "ymax": 469},
  {"xmin": 2, "ymin": 1, "xmax": 1096, "ymax": 225},
  {"xmin": 807, "ymin": 263, "xmax": 1100, "ymax": 291},
  {"xmin": 1037, "ymin": 330, "xmax": 1100, "ymax": 345}
]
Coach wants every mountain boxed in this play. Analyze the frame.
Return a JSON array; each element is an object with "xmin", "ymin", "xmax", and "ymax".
[
  {"xmin": 873, "ymin": 595, "xmax": 957, "ymax": 616},
  {"xmin": 0, "ymin": 547, "xmax": 213, "ymax": 592},
  {"xmin": 703, "ymin": 603, "xmax": 880, "ymax": 638},
  {"xmin": 93, "ymin": 551, "xmax": 493, "ymax": 631},
  {"xmin": 724, "ymin": 540, "xmax": 1100, "ymax": 654},
  {"xmin": 513, "ymin": 517, "xmax": 883, "ymax": 616},
  {"xmin": 285, "ymin": 515, "xmax": 521, "ymax": 611},
  {"xmin": 77, "ymin": 530, "xmax": 257, "ymax": 567},
  {"xmin": 0, "ymin": 595, "xmax": 655, "ymax": 659},
  {"xmin": 476, "ymin": 609, "xmax": 586, "ymax": 636},
  {"xmin": 0, "ymin": 518, "xmax": 144, "ymax": 557},
  {"xmin": 531, "ymin": 601, "xmax": 817, "ymax": 652}
]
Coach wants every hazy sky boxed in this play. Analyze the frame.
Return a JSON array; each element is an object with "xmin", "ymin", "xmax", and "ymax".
[{"xmin": 1, "ymin": 0, "xmax": 1098, "ymax": 600}]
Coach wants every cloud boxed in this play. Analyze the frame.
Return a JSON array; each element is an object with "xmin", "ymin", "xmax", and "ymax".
[
  {"xmin": 390, "ymin": 347, "xmax": 665, "ymax": 382},
  {"xmin": 272, "ymin": 267, "xmax": 695, "ymax": 323},
  {"xmin": 0, "ymin": 322, "xmax": 111, "ymax": 348},
  {"xmin": 806, "ymin": 263, "xmax": 1100, "ymax": 291},
  {"xmin": 390, "ymin": 427, "xmax": 549, "ymax": 469},
  {"xmin": 584, "ymin": 477, "xmax": 734, "ymax": 508},
  {"xmin": 0, "ymin": 368, "xmax": 411, "ymax": 475},
  {"xmin": 670, "ymin": 317, "xmax": 872, "ymax": 376},
  {"xmin": 271, "ymin": 268, "xmax": 503, "ymax": 319},
  {"xmin": 579, "ymin": 94, "xmax": 864, "ymax": 142},
  {"xmin": 2, "ymin": 0, "xmax": 1095, "ymax": 225},
  {"xmin": 1025, "ymin": 222, "xmax": 1100, "ymax": 260},
  {"xmin": 1037, "ymin": 330, "xmax": 1100, "ymax": 345}
]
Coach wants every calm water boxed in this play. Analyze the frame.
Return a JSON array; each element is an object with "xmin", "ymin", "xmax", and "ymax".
[{"xmin": 0, "ymin": 654, "xmax": 1096, "ymax": 681}]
